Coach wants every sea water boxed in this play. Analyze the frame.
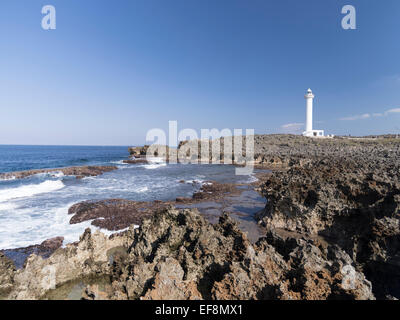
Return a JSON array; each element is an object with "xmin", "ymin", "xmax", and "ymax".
[{"xmin": 0, "ymin": 145, "xmax": 257, "ymax": 249}]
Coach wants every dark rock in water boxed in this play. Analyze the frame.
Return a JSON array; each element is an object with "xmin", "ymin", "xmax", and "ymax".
[
  {"xmin": 176, "ymin": 197, "xmax": 191, "ymax": 203},
  {"xmin": 0, "ymin": 237, "xmax": 64, "ymax": 269},
  {"xmin": 192, "ymin": 182, "xmax": 241, "ymax": 200},
  {"xmin": 68, "ymin": 199, "xmax": 164, "ymax": 231},
  {"xmin": 67, "ymin": 181, "xmax": 243, "ymax": 231},
  {"xmin": 0, "ymin": 165, "xmax": 117, "ymax": 180},
  {"xmin": 122, "ymin": 159, "xmax": 149, "ymax": 164},
  {"xmin": 40, "ymin": 237, "xmax": 65, "ymax": 252}
]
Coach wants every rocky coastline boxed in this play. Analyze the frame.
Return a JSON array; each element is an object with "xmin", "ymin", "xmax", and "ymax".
[
  {"xmin": 253, "ymin": 135, "xmax": 400, "ymax": 299},
  {"xmin": 256, "ymin": 156, "xmax": 400, "ymax": 299},
  {"xmin": 67, "ymin": 180, "xmax": 244, "ymax": 231},
  {"xmin": 1, "ymin": 134, "xmax": 399, "ymax": 300},
  {"xmin": 0, "ymin": 207, "xmax": 375, "ymax": 300},
  {"xmin": 0, "ymin": 165, "xmax": 118, "ymax": 180}
]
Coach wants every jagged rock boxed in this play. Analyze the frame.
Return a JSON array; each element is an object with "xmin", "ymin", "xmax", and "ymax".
[
  {"xmin": 110, "ymin": 207, "xmax": 374, "ymax": 300},
  {"xmin": 257, "ymin": 157, "xmax": 400, "ymax": 299},
  {"xmin": 128, "ymin": 145, "xmax": 173, "ymax": 160},
  {"xmin": 0, "ymin": 207, "xmax": 376, "ymax": 300},
  {"xmin": 111, "ymin": 207, "xmax": 248, "ymax": 300},
  {"xmin": 68, "ymin": 199, "xmax": 159, "ymax": 231},
  {"xmin": 3, "ymin": 228, "xmax": 133, "ymax": 300},
  {"xmin": 0, "ymin": 253, "xmax": 16, "ymax": 298},
  {"xmin": 128, "ymin": 146, "xmax": 149, "ymax": 156},
  {"xmin": 2, "ymin": 134, "xmax": 398, "ymax": 300},
  {"xmin": 142, "ymin": 257, "xmax": 202, "ymax": 300},
  {"xmin": 211, "ymin": 234, "xmax": 374, "ymax": 300}
]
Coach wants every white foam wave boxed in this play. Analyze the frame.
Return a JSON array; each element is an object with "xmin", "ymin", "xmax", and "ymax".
[
  {"xmin": 0, "ymin": 203, "xmax": 18, "ymax": 211},
  {"xmin": 50, "ymin": 171, "xmax": 65, "ymax": 178},
  {"xmin": 185, "ymin": 179, "xmax": 204, "ymax": 185},
  {"xmin": 144, "ymin": 163, "xmax": 167, "ymax": 169},
  {"xmin": 137, "ymin": 156, "xmax": 166, "ymax": 169},
  {"xmin": 135, "ymin": 186, "xmax": 149, "ymax": 193},
  {"xmin": 246, "ymin": 174, "xmax": 258, "ymax": 183},
  {"xmin": 110, "ymin": 160, "xmax": 129, "ymax": 165},
  {"xmin": 0, "ymin": 200, "xmax": 133, "ymax": 250},
  {"xmin": 146, "ymin": 157, "xmax": 165, "ymax": 163},
  {"xmin": 0, "ymin": 180, "xmax": 65, "ymax": 202},
  {"xmin": 32, "ymin": 171, "xmax": 65, "ymax": 180},
  {"xmin": 0, "ymin": 202, "xmax": 92, "ymax": 250},
  {"xmin": 0, "ymin": 176, "xmax": 16, "ymax": 181}
]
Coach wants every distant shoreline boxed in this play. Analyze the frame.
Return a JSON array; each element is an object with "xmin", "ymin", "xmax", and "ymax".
[{"xmin": 0, "ymin": 165, "xmax": 118, "ymax": 180}]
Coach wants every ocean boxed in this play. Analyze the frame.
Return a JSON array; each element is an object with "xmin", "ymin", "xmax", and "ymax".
[
  {"xmin": 0, "ymin": 145, "xmax": 258, "ymax": 250},
  {"xmin": 0, "ymin": 145, "xmax": 130, "ymax": 173}
]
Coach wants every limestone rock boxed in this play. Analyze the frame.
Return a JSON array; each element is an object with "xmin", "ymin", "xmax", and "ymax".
[
  {"xmin": 111, "ymin": 207, "xmax": 374, "ymax": 300},
  {"xmin": 257, "ymin": 157, "xmax": 400, "ymax": 299},
  {"xmin": 0, "ymin": 253, "xmax": 16, "ymax": 298},
  {"xmin": 4, "ymin": 228, "xmax": 131, "ymax": 300},
  {"xmin": 0, "ymin": 207, "xmax": 379, "ymax": 300}
]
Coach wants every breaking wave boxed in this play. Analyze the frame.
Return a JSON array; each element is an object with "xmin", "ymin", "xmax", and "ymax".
[
  {"xmin": 135, "ymin": 186, "xmax": 149, "ymax": 193},
  {"xmin": 0, "ymin": 180, "xmax": 65, "ymax": 202},
  {"xmin": 144, "ymin": 157, "xmax": 167, "ymax": 170}
]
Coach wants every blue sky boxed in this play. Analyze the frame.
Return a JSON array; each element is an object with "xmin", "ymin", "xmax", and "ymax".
[{"xmin": 0, "ymin": 0, "xmax": 399, "ymax": 145}]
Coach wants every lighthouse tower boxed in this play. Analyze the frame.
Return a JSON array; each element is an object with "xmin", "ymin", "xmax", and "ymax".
[{"xmin": 302, "ymin": 88, "xmax": 324, "ymax": 137}]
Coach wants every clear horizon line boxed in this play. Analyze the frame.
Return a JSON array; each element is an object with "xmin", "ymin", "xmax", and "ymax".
[{"xmin": 0, "ymin": 143, "xmax": 133, "ymax": 147}]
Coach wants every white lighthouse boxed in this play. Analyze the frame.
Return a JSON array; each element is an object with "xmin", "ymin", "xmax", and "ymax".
[{"xmin": 302, "ymin": 88, "xmax": 324, "ymax": 137}]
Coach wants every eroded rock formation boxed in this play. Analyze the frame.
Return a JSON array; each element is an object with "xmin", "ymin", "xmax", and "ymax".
[
  {"xmin": 1, "ymin": 135, "xmax": 399, "ymax": 300},
  {"xmin": 1, "ymin": 228, "xmax": 132, "ymax": 300},
  {"xmin": 68, "ymin": 199, "xmax": 164, "ymax": 231},
  {"xmin": 109, "ymin": 207, "xmax": 374, "ymax": 300},
  {"xmin": 257, "ymin": 157, "xmax": 400, "ymax": 299},
  {"xmin": 67, "ymin": 181, "xmax": 242, "ymax": 231},
  {"xmin": 0, "ymin": 207, "xmax": 375, "ymax": 300}
]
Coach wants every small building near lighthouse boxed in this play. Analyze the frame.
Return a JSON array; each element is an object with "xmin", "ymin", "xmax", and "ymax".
[{"xmin": 302, "ymin": 88, "xmax": 324, "ymax": 137}]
